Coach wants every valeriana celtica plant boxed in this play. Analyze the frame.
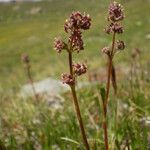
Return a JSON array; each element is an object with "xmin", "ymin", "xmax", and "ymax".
[
  {"xmin": 54, "ymin": 11, "xmax": 91, "ymax": 149},
  {"xmin": 21, "ymin": 54, "xmax": 38, "ymax": 101},
  {"xmin": 101, "ymin": 1, "xmax": 125, "ymax": 149}
]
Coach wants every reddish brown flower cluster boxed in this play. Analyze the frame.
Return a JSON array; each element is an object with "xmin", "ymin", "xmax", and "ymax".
[
  {"xmin": 73, "ymin": 63, "xmax": 87, "ymax": 76},
  {"xmin": 101, "ymin": 47, "xmax": 111, "ymax": 56},
  {"xmin": 69, "ymin": 30, "xmax": 84, "ymax": 52},
  {"xmin": 105, "ymin": 1, "xmax": 124, "ymax": 35},
  {"xmin": 108, "ymin": 1, "xmax": 124, "ymax": 22},
  {"xmin": 64, "ymin": 11, "xmax": 91, "ymax": 52},
  {"xmin": 105, "ymin": 22, "xmax": 123, "ymax": 34},
  {"xmin": 54, "ymin": 11, "xmax": 91, "ymax": 85},
  {"xmin": 54, "ymin": 12, "xmax": 91, "ymax": 53},
  {"xmin": 64, "ymin": 11, "xmax": 91, "ymax": 32},
  {"xmin": 61, "ymin": 73, "xmax": 75, "ymax": 85},
  {"xmin": 54, "ymin": 37, "xmax": 67, "ymax": 53},
  {"xmin": 116, "ymin": 40, "xmax": 125, "ymax": 50},
  {"xmin": 21, "ymin": 53, "xmax": 30, "ymax": 63},
  {"xmin": 102, "ymin": 1, "xmax": 125, "ymax": 55}
]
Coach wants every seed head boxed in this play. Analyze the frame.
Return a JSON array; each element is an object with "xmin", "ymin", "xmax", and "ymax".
[
  {"xmin": 54, "ymin": 37, "xmax": 67, "ymax": 53},
  {"xmin": 61, "ymin": 73, "xmax": 75, "ymax": 85},
  {"xmin": 108, "ymin": 1, "xmax": 124, "ymax": 22},
  {"xmin": 69, "ymin": 30, "xmax": 84, "ymax": 52},
  {"xmin": 105, "ymin": 22, "xmax": 123, "ymax": 34},
  {"xmin": 73, "ymin": 63, "xmax": 87, "ymax": 76},
  {"xmin": 116, "ymin": 40, "xmax": 125, "ymax": 50},
  {"xmin": 81, "ymin": 13, "xmax": 91, "ymax": 30},
  {"xmin": 101, "ymin": 47, "xmax": 111, "ymax": 56},
  {"xmin": 64, "ymin": 11, "xmax": 91, "ymax": 33},
  {"xmin": 21, "ymin": 53, "xmax": 30, "ymax": 63}
]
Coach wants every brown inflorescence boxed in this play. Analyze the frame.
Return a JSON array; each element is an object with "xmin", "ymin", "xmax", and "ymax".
[
  {"xmin": 73, "ymin": 63, "xmax": 87, "ymax": 76},
  {"xmin": 108, "ymin": 1, "xmax": 124, "ymax": 22},
  {"xmin": 101, "ymin": 46, "xmax": 111, "ymax": 56},
  {"xmin": 105, "ymin": 22, "xmax": 123, "ymax": 34},
  {"xmin": 54, "ymin": 37, "xmax": 67, "ymax": 53},
  {"xmin": 116, "ymin": 40, "xmax": 125, "ymax": 50},
  {"xmin": 64, "ymin": 11, "xmax": 91, "ymax": 53},
  {"xmin": 21, "ymin": 53, "xmax": 30, "ymax": 63},
  {"xmin": 69, "ymin": 30, "xmax": 84, "ymax": 52},
  {"xmin": 61, "ymin": 73, "xmax": 75, "ymax": 85},
  {"xmin": 64, "ymin": 11, "xmax": 91, "ymax": 32},
  {"xmin": 103, "ymin": 1, "xmax": 125, "ymax": 56}
]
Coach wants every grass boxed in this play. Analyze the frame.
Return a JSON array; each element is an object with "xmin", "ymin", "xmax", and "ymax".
[{"xmin": 0, "ymin": 0, "xmax": 150, "ymax": 149}]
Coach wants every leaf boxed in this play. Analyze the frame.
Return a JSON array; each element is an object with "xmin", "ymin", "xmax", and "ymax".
[
  {"xmin": 100, "ymin": 87, "xmax": 106, "ymax": 103},
  {"xmin": 111, "ymin": 63, "xmax": 117, "ymax": 95},
  {"xmin": 60, "ymin": 137, "xmax": 80, "ymax": 145}
]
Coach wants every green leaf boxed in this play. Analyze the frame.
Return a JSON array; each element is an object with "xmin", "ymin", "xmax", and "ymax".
[{"xmin": 100, "ymin": 87, "xmax": 106, "ymax": 103}]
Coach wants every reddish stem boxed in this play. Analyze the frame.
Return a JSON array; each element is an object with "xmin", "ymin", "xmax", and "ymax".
[
  {"xmin": 103, "ymin": 32, "xmax": 116, "ymax": 150},
  {"xmin": 68, "ymin": 52, "xmax": 90, "ymax": 150}
]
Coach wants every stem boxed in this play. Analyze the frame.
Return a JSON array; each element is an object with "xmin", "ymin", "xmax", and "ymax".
[
  {"xmin": 71, "ymin": 86, "xmax": 90, "ymax": 150},
  {"xmin": 26, "ymin": 65, "xmax": 38, "ymax": 101},
  {"xmin": 69, "ymin": 52, "xmax": 73, "ymax": 75},
  {"xmin": 68, "ymin": 52, "xmax": 90, "ymax": 150},
  {"xmin": 103, "ymin": 32, "xmax": 116, "ymax": 150}
]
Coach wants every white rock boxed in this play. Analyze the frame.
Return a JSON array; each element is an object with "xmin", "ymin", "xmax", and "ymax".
[{"xmin": 20, "ymin": 78, "xmax": 69, "ymax": 98}]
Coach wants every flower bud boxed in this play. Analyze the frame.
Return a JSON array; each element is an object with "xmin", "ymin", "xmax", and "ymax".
[
  {"xmin": 54, "ymin": 37, "xmax": 67, "ymax": 53},
  {"xmin": 69, "ymin": 30, "xmax": 84, "ymax": 52},
  {"xmin": 81, "ymin": 14, "xmax": 91, "ymax": 30},
  {"xmin": 108, "ymin": 1, "xmax": 124, "ymax": 22},
  {"xmin": 73, "ymin": 63, "xmax": 87, "ymax": 76},
  {"xmin": 116, "ymin": 40, "xmax": 125, "ymax": 50},
  {"xmin": 21, "ymin": 54, "xmax": 29, "ymax": 63},
  {"xmin": 101, "ymin": 47, "xmax": 111, "ymax": 56},
  {"xmin": 64, "ymin": 11, "xmax": 91, "ymax": 33},
  {"xmin": 61, "ymin": 73, "xmax": 75, "ymax": 85},
  {"xmin": 105, "ymin": 22, "xmax": 123, "ymax": 34}
]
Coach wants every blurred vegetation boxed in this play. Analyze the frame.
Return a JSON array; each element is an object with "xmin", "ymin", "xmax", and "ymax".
[
  {"xmin": 0, "ymin": 0, "xmax": 149, "ymax": 90},
  {"xmin": 0, "ymin": 0, "xmax": 150, "ymax": 149}
]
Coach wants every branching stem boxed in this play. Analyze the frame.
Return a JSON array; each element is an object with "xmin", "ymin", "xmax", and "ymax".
[{"xmin": 103, "ymin": 32, "xmax": 116, "ymax": 150}]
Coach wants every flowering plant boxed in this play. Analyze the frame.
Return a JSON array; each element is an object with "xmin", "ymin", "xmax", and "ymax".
[{"xmin": 54, "ymin": 11, "xmax": 91, "ymax": 149}]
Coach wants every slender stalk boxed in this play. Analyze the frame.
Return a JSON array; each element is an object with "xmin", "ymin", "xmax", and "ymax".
[
  {"xmin": 26, "ymin": 66, "xmax": 38, "ymax": 101},
  {"xmin": 103, "ymin": 32, "xmax": 116, "ymax": 150},
  {"xmin": 68, "ymin": 52, "xmax": 90, "ymax": 150}
]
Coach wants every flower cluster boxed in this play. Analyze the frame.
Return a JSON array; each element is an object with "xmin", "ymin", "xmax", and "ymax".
[
  {"xmin": 105, "ymin": 22, "xmax": 123, "ymax": 34},
  {"xmin": 65, "ymin": 11, "xmax": 91, "ymax": 52},
  {"xmin": 61, "ymin": 73, "xmax": 75, "ymax": 85},
  {"xmin": 102, "ymin": 1, "xmax": 125, "ymax": 56},
  {"xmin": 105, "ymin": 1, "xmax": 124, "ymax": 34},
  {"xmin": 54, "ymin": 12, "xmax": 91, "ymax": 53},
  {"xmin": 54, "ymin": 37, "xmax": 67, "ymax": 53},
  {"xmin": 73, "ymin": 63, "xmax": 87, "ymax": 76},
  {"xmin": 116, "ymin": 40, "xmax": 125, "ymax": 50},
  {"xmin": 108, "ymin": 1, "xmax": 124, "ymax": 22},
  {"xmin": 101, "ymin": 47, "xmax": 111, "ymax": 56},
  {"xmin": 64, "ymin": 11, "xmax": 91, "ymax": 32},
  {"xmin": 54, "ymin": 11, "xmax": 91, "ymax": 85},
  {"xmin": 69, "ymin": 30, "xmax": 84, "ymax": 52},
  {"xmin": 21, "ymin": 54, "xmax": 30, "ymax": 63}
]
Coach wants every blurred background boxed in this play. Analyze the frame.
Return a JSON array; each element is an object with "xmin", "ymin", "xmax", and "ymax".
[
  {"xmin": 0, "ymin": 0, "xmax": 150, "ymax": 149},
  {"xmin": 0, "ymin": 0, "xmax": 149, "ymax": 91}
]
